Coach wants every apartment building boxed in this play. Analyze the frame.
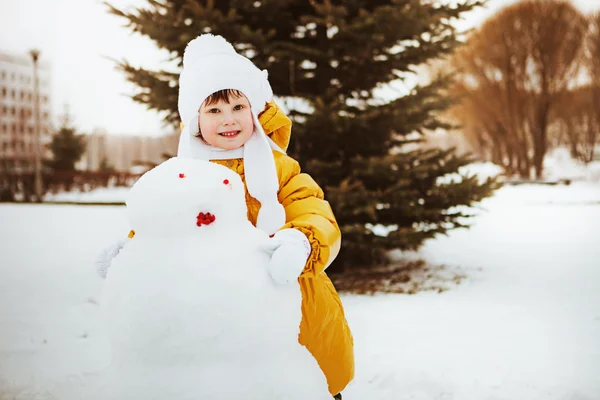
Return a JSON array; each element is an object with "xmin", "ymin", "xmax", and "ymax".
[{"xmin": 0, "ymin": 50, "xmax": 53, "ymax": 174}]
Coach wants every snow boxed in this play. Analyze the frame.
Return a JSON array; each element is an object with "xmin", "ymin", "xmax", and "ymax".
[
  {"xmin": 437, "ymin": 161, "xmax": 505, "ymax": 185},
  {"xmin": 43, "ymin": 187, "xmax": 131, "ymax": 204},
  {"xmin": 377, "ymin": 180, "xmax": 600, "ymax": 399},
  {"xmin": 1, "ymin": 180, "xmax": 600, "ymax": 399},
  {"xmin": 543, "ymin": 147, "xmax": 600, "ymax": 183}
]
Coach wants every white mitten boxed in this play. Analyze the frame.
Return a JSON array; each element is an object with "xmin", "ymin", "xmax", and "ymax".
[
  {"xmin": 95, "ymin": 239, "xmax": 127, "ymax": 279},
  {"xmin": 260, "ymin": 228, "xmax": 312, "ymax": 284}
]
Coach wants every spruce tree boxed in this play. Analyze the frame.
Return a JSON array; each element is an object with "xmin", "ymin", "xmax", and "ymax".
[
  {"xmin": 48, "ymin": 112, "xmax": 87, "ymax": 171},
  {"xmin": 107, "ymin": 0, "xmax": 498, "ymax": 272}
]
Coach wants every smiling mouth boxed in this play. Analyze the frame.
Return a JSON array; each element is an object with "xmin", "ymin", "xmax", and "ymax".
[{"xmin": 219, "ymin": 130, "xmax": 240, "ymax": 137}]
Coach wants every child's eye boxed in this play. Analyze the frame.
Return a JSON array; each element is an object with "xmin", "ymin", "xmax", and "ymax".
[
  {"xmin": 208, "ymin": 108, "xmax": 220, "ymax": 113},
  {"xmin": 233, "ymin": 104, "xmax": 244, "ymax": 111}
]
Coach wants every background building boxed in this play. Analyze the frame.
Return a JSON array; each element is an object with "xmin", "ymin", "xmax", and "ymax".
[
  {"xmin": 80, "ymin": 130, "xmax": 179, "ymax": 172},
  {"xmin": 0, "ymin": 50, "xmax": 52, "ymax": 174}
]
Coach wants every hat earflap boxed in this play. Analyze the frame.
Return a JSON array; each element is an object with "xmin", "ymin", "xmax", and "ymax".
[{"xmin": 244, "ymin": 115, "xmax": 285, "ymax": 235}]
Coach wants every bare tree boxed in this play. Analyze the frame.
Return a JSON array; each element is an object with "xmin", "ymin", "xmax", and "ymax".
[
  {"xmin": 553, "ymin": 86, "xmax": 598, "ymax": 163},
  {"xmin": 450, "ymin": 0, "xmax": 588, "ymax": 178},
  {"xmin": 586, "ymin": 12, "xmax": 600, "ymax": 159}
]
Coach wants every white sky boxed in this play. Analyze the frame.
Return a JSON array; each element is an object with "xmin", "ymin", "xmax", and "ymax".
[{"xmin": 0, "ymin": 0, "xmax": 599, "ymax": 136}]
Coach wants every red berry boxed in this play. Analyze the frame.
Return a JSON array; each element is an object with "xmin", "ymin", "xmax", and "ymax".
[{"xmin": 196, "ymin": 212, "xmax": 216, "ymax": 226}]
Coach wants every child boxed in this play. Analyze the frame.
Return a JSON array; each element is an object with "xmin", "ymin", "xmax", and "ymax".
[{"xmin": 97, "ymin": 34, "xmax": 354, "ymax": 398}]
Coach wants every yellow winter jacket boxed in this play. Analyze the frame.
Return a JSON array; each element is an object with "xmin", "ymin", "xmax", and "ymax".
[{"xmin": 130, "ymin": 101, "xmax": 354, "ymax": 395}]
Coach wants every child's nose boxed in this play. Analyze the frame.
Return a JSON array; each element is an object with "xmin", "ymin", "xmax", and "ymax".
[{"xmin": 222, "ymin": 112, "xmax": 236, "ymax": 125}]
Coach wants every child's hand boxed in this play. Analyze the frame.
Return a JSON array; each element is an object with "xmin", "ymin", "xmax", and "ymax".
[
  {"xmin": 259, "ymin": 229, "xmax": 311, "ymax": 284},
  {"xmin": 95, "ymin": 239, "xmax": 127, "ymax": 279}
]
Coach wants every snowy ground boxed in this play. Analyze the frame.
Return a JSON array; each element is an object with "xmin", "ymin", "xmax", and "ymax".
[
  {"xmin": 43, "ymin": 187, "xmax": 131, "ymax": 204},
  {"xmin": 1, "ymin": 181, "xmax": 599, "ymax": 399}
]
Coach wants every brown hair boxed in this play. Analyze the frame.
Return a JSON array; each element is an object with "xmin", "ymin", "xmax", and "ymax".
[
  {"xmin": 204, "ymin": 89, "xmax": 245, "ymax": 106},
  {"xmin": 195, "ymin": 89, "xmax": 246, "ymax": 141}
]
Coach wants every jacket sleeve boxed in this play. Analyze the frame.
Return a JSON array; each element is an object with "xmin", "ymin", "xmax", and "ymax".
[{"xmin": 275, "ymin": 153, "xmax": 341, "ymax": 277}]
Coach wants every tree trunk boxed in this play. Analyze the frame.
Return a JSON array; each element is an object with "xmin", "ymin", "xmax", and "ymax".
[
  {"xmin": 565, "ymin": 120, "xmax": 581, "ymax": 161},
  {"xmin": 533, "ymin": 104, "xmax": 550, "ymax": 179}
]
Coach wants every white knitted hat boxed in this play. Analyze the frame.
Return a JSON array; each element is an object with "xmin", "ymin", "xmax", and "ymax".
[{"xmin": 177, "ymin": 34, "xmax": 285, "ymax": 235}]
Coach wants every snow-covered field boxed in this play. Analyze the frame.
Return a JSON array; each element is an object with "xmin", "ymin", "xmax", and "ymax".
[{"xmin": 1, "ymin": 180, "xmax": 599, "ymax": 399}]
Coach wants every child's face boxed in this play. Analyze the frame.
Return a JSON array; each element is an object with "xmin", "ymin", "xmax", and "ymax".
[{"xmin": 197, "ymin": 94, "xmax": 254, "ymax": 150}]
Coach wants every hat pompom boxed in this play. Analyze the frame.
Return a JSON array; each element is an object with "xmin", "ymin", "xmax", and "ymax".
[{"xmin": 183, "ymin": 34, "xmax": 236, "ymax": 68}]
